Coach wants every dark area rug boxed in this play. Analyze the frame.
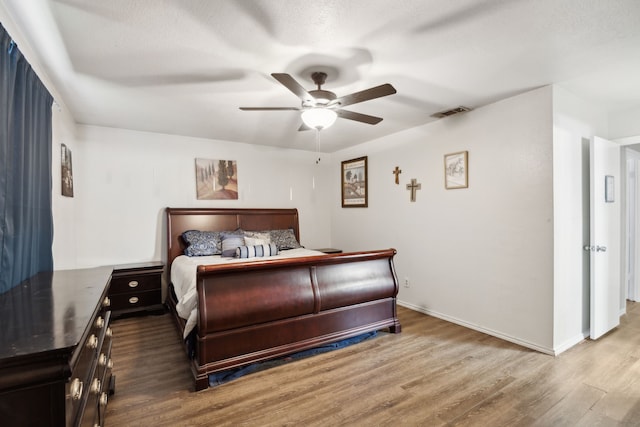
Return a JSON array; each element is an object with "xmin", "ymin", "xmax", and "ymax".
[{"xmin": 208, "ymin": 331, "xmax": 377, "ymax": 388}]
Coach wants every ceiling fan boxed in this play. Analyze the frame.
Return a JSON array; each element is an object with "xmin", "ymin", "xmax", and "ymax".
[{"xmin": 239, "ymin": 72, "xmax": 396, "ymax": 130}]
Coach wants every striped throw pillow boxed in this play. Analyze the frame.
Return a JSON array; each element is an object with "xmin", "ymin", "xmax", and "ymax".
[{"xmin": 235, "ymin": 243, "xmax": 279, "ymax": 259}]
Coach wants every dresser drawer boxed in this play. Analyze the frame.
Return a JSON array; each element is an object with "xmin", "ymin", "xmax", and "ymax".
[
  {"xmin": 65, "ymin": 312, "xmax": 110, "ymax": 426},
  {"xmin": 76, "ymin": 375, "xmax": 109, "ymax": 427},
  {"xmin": 79, "ymin": 332, "xmax": 112, "ymax": 427},
  {"xmin": 96, "ymin": 341, "xmax": 113, "ymax": 388}
]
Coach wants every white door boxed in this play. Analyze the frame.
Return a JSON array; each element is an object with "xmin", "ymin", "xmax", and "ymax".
[{"xmin": 589, "ymin": 136, "xmax": 621, "ymax": 339}]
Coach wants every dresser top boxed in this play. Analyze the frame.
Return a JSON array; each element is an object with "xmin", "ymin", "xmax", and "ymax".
[{"xmin": 0, "ymin": 266, "xmax": 112, "ymax": 361}]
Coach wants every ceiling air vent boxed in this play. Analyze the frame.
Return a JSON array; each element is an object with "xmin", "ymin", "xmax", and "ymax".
[{"xmin": 431, "ymin": 106, "xmax": 472, "ymax": 118}]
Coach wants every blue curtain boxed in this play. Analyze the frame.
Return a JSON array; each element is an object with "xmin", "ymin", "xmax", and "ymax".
[{"xmin": 0, "ymin": 23, "xmax": 54, "ymax": 294}]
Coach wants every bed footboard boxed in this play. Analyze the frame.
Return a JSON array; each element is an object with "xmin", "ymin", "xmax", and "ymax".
[{"xmin": 191, "ymin": 249, "xmax": 400, "ymax": 390}]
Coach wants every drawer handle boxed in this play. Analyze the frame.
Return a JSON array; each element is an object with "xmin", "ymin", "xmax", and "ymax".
[
  {"xmin": 128, "ymin": 296, "xmax": 139, "ymax": 304},
  {"xmin": 106, "ymin": 327, "xmax": 113, "ymax": 338},
  {"xmin": 103, "ymin": 296, "xmax": 111, "ymax": 307},
  {"xmin": 128, "ymin": 280, "xmax": 139, "ymax": 288},
  {"xmin": 98, "ymin": 353, "xmax": 113, "ymax": 369},
  {"xmin": 99, "ymin": 391, "xmax": 108, "ymax": 407},
  {"xmin": 95, "ymin": 316, "xmax": 104, "ymax": 329},
  {"xmin": 90, "ymin": 378, "xmax": 101, "ymax": 394},
  {"xmin": 87, "ymin": 334, "xmax": 98, "ymax": 349},
  {"xmin": 70, "ymin": 378, "xmax": 83, "ymax": 400}
]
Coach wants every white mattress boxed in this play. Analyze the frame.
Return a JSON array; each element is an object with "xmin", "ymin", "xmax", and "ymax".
[{"xmin": 170, "ymin": 248, "xmax": 325, "ymax": 338}]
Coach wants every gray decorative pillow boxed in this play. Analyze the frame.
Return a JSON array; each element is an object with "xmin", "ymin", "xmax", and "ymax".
[
  {"xmin": 269, "ymin": 228, "xmax": 302, "ymax": 250},
  {"xmin": 182, "ymin": 230, "xmax": 222, "ymax": 256},
  {"xmin": 221, "ymin": 232, "xmax": 246, "ymax": 257}
]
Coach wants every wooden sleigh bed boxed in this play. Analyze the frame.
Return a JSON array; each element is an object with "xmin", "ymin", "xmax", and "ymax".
[{"xmin": 165, "ymin": 207, "xmax": 401, "ymax": 391}]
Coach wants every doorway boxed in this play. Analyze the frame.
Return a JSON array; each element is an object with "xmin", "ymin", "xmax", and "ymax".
[{"xmin": 626, "ymin": 147, "xmax": 640, "ymax": 302}]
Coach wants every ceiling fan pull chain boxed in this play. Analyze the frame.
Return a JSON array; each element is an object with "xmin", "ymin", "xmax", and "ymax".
[{"xmin": 315, "ymin": 129, "xmax": 321, "ymax": 164}]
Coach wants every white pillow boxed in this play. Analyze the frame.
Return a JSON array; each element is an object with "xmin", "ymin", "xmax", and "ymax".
[{"xmin": 244, "ymin": 231, "xmax": 271, "ymax": 247}]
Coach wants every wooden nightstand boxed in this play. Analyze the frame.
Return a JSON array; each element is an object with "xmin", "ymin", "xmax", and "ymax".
[
  {"xmin": 314, "ymin": 248, "xmax": 343, "ymax": 254},
  {"xmin": 110, "ymin": 261, "xmax": 164, "ymax": 318}
]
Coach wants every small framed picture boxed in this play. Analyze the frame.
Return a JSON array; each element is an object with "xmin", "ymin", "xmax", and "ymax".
[
  {"xmin": 61, "ymin": 144, "xmax": 74, "ymax": 197},
  {"xmin": 444, "ymin": 151, "xmax": 468, "ymax": 189},
  {"xmin": 341, "ymin": 156, "xmax": 368, "ymax": 207}
]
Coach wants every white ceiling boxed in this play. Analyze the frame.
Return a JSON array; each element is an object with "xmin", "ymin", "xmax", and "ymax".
[{"xmin": 2, "ymin": 0, "xmax": 640, "ymax": 152}]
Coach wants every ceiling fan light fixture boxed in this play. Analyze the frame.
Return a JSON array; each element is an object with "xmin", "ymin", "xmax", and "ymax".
[
  {"xmin": 301, "ymin": 107, "xmax": 337, "ymax": 130},
  {"xmin": 241, "ymin": 72, "xmax": 396, "ymax": 130}
]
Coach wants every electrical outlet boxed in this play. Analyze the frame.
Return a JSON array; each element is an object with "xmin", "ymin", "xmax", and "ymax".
[{"xmin": 404, "ymin": 277, "xmax": 410, "ymax": 288}]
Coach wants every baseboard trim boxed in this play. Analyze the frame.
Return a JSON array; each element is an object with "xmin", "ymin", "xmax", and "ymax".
[
  {"xmin": 397, "ymin": 300, "xmax": 558, "ymax": 356},
  {"xmin": 553, "ymin": 331, "xmax": 589, "ymax": 354}
]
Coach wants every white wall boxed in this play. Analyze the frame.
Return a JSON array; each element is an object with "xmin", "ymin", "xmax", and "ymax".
[
  {"xmin": 51, "ymin": 106, "xmax": 81, "ymax": 269},
  {"xmin": 51, "ymin": 124, "xmax": 334, "ymax": 269},
  {"xmin": 331, "ymin": 87, "xmax": 556, "ymax": 353},
  {"xmin": 610, "ymin": 106, "xmax": 640, "ymax": 140}
]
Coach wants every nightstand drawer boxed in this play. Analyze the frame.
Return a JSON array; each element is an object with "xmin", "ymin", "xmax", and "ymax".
[
  {"xmin": 110, "ymin": 273, "xmax": 160, "ymax": 294},
  {"xmin": 109, "ymin": 290, "xmax": 161, "ymax": 311}
]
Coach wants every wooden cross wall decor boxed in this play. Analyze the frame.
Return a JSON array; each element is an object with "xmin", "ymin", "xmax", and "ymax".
[
  {"xmin": 406, "ymin": 178, "xmax": 421, "ymax": 202},
  {"xmin": 392, "ymin": 166, "xmax": 402, "ymax": 185}
]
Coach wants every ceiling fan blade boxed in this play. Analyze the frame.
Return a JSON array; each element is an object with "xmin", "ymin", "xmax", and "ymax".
[
  {"xmin": 332, "ymin": 83, "xmax": 396, "ymax": 108},
  {"xmin": 298, "ymin": 123, "xmax": 312, "ymax": 131},
  {"xmin": 336, "ymin": 109, "xmax": 384, "ymax": 125},
  {"xmin": 239, "ymin": 107, "xmax": 301, "ymax": 111},
  {"xmin": 271, "ymin": 73, "xmax": 314, "ymax": 103}
]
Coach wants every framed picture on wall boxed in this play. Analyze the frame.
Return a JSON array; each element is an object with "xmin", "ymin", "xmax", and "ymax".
[
  {"xmin": 341, "ymin": 156, "xmax": 368, "ymax": 207},
  {"xmin": 61, "ymin": 143, "xmax": 74, "ymax": 197},
  {"xmin": 195, "ymin": 158, "xmax": 238, "ymax": 200},
  {"xmin": 444, "ymin": 151, "xmax": 468, "ymax": 189}
]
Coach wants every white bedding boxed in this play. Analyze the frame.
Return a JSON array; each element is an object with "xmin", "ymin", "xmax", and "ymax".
[{"xmin": 170, "ymin": 248, "xmax": 325, "ymax": 338}]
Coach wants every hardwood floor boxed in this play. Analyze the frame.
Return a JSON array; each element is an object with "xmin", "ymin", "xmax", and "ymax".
[{"xmin": 105, "ymin": 303, "xmax": 640, "ymax": 426}]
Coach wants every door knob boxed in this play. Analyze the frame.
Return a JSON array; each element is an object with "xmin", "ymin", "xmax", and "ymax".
[{"xmin": 583, "ymin": 245, "xmax": 607, "ymax": 252}]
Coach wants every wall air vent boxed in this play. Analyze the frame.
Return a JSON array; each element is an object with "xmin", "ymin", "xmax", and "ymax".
[{"xmin": 431, "ymin": 106, "xmax": 472, "ymax": 118}]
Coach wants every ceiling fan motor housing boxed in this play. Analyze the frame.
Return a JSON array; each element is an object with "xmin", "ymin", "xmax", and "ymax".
[
  {"xmin": 311, "ymin": 71, "xmax": 328, "ymax": 86},
  {"xmin": 305, "ymin": 90, "xmax": 337, "ymax": 107}
]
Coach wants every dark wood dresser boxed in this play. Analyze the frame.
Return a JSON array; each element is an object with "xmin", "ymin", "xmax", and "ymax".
[
  {"xmin": 109, "ymin": 261, "xmax": 164, "ymax": 317},
  {"xmin": 0, "ymin": 267, "xmax": 114, "ymax": 427}
]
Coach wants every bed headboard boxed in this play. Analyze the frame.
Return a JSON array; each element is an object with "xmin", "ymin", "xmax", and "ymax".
[{"xmin": 165, "ymin": 207, "xmax": 300, "ymax": 268}]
